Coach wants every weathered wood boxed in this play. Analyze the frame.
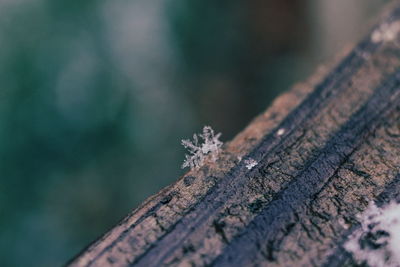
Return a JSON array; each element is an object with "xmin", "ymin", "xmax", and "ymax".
[{"xmin": 67, "ymin": 2, "xmax": 400, "ymax": 266}]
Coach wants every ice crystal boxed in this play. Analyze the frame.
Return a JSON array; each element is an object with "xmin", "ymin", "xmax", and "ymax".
[
  {"xmin": 277, "ymin": 128, "xmax": 285, "ymax": 136},
  {"xmin": 181, "ymin": 126, "xmax": 223, "ymax": 170},
  {"xmin": 244, "ymin": 158, "xmax": 258, "ymax": 170}
]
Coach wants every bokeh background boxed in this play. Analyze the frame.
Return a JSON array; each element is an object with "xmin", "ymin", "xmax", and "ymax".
[{"xmin": 0, "ymin": 0, "xmax": 389, "ymax": 266}]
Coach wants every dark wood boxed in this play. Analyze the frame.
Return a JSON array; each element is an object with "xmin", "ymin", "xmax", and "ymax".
[{"xmin": 67, "ymin": 2, "xmax": 400, "ymax": 266}]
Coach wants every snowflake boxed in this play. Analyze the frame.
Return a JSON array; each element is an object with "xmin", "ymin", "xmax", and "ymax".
[
  {"xmin": 181, "ymin": 126, "xmax": 223, "ymax": 170},
  {"xmin": 244, "ymin": 158, "xmax": 258, "ymax": 170}
]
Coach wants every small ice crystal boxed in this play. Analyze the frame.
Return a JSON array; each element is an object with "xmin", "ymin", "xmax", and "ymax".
[
  {"xmin": 244, "ymin": 158, "xmax": 258, "ymax": 170},
  {"xmin": 277, "ymin": 128, "xmax": 285, "ymax": 136},
  {"xmin": 181, "ymin": 126, "xmax": 223, "ymax": 170}
]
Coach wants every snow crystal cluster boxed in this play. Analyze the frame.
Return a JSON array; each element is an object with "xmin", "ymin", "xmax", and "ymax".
[
  {"xmin": 181, "ymin": 126, "xmax": 223, "ymax": 170},
  {"xmin": 244, "ymin": 158, "xmax": 258, "ymax": 170},
  {"xmin": 344, "ymin": 201, "xmax": 400, "ymax": 267}
]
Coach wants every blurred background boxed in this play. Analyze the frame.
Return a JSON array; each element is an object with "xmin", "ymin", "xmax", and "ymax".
[{"xmin": 0, "ymin": 0, "xmax": 389, "ymax": 266}]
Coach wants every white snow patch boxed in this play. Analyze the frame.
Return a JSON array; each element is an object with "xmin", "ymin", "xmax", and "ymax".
[
  {"xmin": 181, "ymin": 126, "xmax": 223, "ymax": 170},
  {"xmin": 344, "ymin": 201, "xmax": 400, "ymax": 267},
  {"xmin": 371, "ymin": 21, "xmax": 400, "ymax": 43},
  {"xmin": 244, "ymin": 158, "xmax": 258, "ymax": 170}
]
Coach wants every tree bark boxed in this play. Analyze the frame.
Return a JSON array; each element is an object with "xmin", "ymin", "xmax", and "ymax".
[{"xmin": 67, "ymin": 2, "xmax": 400, "ymax": 266}]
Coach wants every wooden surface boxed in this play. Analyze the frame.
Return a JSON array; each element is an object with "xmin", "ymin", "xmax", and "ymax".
[{"xmin": 67, "ymin": 2, "xmax": 400, "ymax": 266}]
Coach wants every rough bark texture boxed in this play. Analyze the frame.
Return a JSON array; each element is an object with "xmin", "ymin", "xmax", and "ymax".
[{"xmin": 68, "ymin": 2, "xmax": 400, "ymax": 266}]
